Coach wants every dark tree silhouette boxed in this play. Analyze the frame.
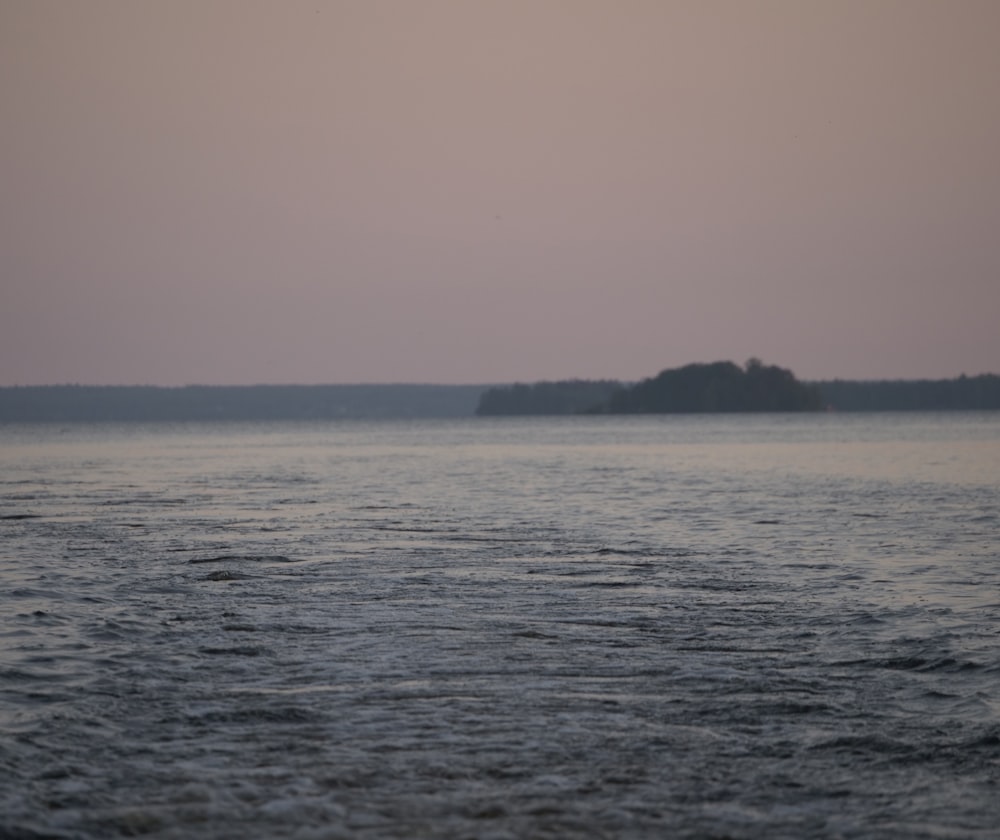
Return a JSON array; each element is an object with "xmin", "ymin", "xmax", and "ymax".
[
  {"xmin": 602, "ymin": 360, "xmax": 822, "ymax": 413},
  {"xmin": 475, "ymin": 380, "xmax": 621, "ymax": 416}
]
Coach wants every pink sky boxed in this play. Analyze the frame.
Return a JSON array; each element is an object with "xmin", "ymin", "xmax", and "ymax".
[{"xmin": 2, "ymin": 1, "xmax": 998, "ymax": 385}]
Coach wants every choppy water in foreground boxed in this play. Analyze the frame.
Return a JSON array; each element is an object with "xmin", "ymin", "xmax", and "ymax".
[{"xmin": 1, "ymin": 413, "xmax": 998, "ymax": 839}]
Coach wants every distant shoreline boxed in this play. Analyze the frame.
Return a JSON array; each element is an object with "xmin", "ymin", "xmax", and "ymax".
[
  {"xmin": 475, "ymin": 364, "xmax": 1000, "ymax": 416},
  {"xmin": 2, "ymin": 373, "xmax": 999, "ymax": 422},
  {"xmin": 0, "ymin": 384, "xmax": 486, "ymax": 422}
]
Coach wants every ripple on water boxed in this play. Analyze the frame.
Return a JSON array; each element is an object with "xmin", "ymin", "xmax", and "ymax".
[{"xmin": 1, "ymin": 415, "xmax": 999, "ymax": 838}]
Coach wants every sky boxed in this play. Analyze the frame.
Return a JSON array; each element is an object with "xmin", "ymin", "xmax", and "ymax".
[{"xmin": 2, "ymin": 1, "xmax": 998, "ymax": 386}]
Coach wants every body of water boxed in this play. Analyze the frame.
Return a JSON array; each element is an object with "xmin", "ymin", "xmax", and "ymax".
[{"xmin": 1, "ymin": 413, "xmax": 998, "ymax": 838}]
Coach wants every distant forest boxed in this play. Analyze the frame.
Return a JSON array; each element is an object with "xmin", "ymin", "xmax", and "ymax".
[
  {"xmin": 474, "ymin": 380, "xmax": 622, "ymax": 417},
  {"xmin": 476, "ymin": 363, "xmax": 1000, "ymax": 416},
  {"xmin": 0, "ymin": 384, "xmax": 485, "ymax": 422},
  {"xmin": 1, "ymin": 369, "xmax": 999, "ymax": 422},
  {"xmin": 814, "ymin": 375, "xmax": 1000, "ymax": 411}
]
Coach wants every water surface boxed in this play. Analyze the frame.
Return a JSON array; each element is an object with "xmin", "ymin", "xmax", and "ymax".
[{"xmin": 1, "ymin": 413, "xmax": 998, "ymax": 838}]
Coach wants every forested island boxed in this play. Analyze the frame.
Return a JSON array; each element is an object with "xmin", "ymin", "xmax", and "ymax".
[
  {"xmin": 477, "ymin": 360, "xmax": 820, "ymax": 415},
  {"xmin": 475, "ymin": 362, "xmax": 1000, "ymax": 416}
]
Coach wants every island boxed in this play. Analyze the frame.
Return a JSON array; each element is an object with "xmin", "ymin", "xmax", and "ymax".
[{"xmin": 477, "ymin": 360, "xmax": 821, "ymax": 415}]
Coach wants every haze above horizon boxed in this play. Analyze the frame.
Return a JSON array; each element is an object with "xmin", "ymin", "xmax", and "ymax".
[{"xmin": 2, "ymin": 1, "xmax": 998, "ymax": 387}]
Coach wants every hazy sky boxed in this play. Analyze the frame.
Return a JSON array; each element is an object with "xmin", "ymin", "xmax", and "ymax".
[{"xmin": 2, "ymin": 1, "xmax": 998, "ymax": 385}]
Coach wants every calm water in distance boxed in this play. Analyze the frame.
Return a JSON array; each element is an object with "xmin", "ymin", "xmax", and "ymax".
[{"xmin": 1, "ymin": 412, "xmax": 998, "ymax": 838}]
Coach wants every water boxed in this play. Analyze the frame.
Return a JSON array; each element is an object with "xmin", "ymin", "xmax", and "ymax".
[{"xmin": 1, "ymin": 413, "xmax": 998, "ymax": 839}]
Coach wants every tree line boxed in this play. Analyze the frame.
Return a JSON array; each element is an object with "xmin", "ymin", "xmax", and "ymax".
[
  {"xmin": 0, "ymin": 384, "xmax": 485, "ymax": 422},
  {"xmin": 476, "ymin": 360, "xmax": 820, "ymax": 415},
  {"xmin": 474, "ymin": 380, "xmax": 622, "ymax": 416},
  {"xmin": 2, "ymin": 370, "xmax": 998, "ymax": 422},
  {"xmin": 475, "ymin": 363, "xmax": 1000, "ymax": 415},
  {"xmin": 602, "ymin": 359, "xmax": 821, "ymax": 413},
  {"xmin": 816, "ymin": 374, "xmax": 1000, "ymax": 411}
]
